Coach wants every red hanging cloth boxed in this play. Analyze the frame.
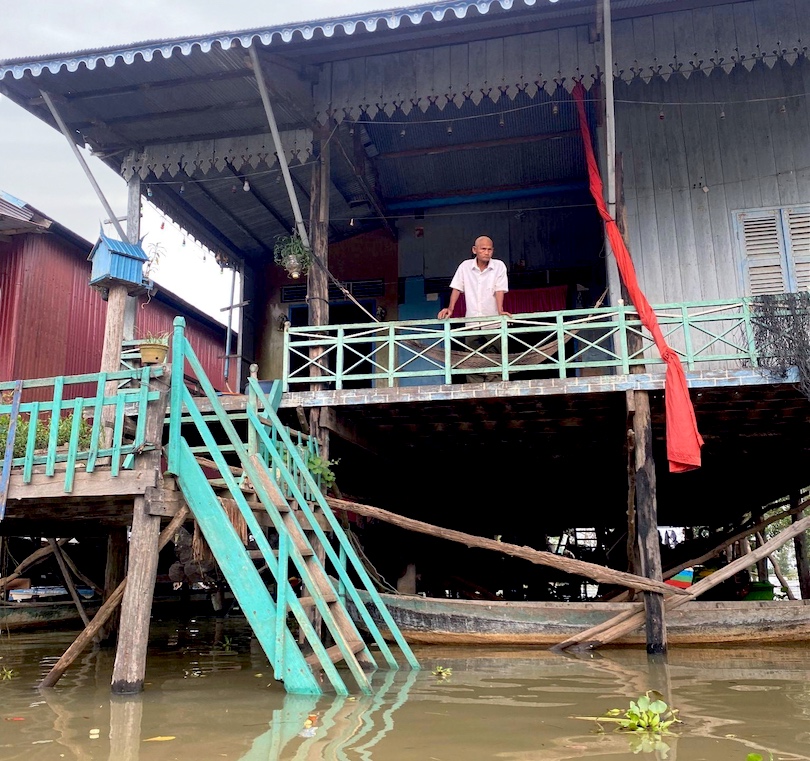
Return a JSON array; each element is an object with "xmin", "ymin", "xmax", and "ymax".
[{"xmin": 572, "ymin": 82, "xmax": 703, "ymax": 472}]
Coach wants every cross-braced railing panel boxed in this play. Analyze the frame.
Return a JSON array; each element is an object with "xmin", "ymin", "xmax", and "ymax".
[
  {"xmin": 283, "ymin": 298, "xmax": 762, "ymax": 390},
  {"xmin": 0, "ymin": 367, "xmax": 164, "ymax": 505}
]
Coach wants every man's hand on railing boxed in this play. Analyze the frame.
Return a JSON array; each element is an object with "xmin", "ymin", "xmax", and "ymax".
[
  {"xmin": 437, "ymin": 308, "xmax": 453, "ymax": 319},
  {"xmin": 498, "ymin": 309, "xmax": 513, "ymax": 319}
]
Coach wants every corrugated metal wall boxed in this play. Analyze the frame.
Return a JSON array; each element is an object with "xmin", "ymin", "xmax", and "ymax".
[
  {"xmin": 616, "ymin": 57, "xmax": 810, "ymax": 305},
  {"xmin": 0, "ymin": 238, "xmax": 24, "ymax": 382},
  {"xmin": 0, "ymin": 232, "xmax": 230, "ymax": 392}
]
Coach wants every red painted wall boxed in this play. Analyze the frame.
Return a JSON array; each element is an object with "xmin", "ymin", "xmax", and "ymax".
[{"xmin": 0, "ymin": 232, "xmax": 230, "ymax": 392}]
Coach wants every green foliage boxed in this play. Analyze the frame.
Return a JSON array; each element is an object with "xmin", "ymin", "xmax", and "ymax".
[
  {"xmin": 306, "ymin": 453, "xmax": 339, "ymax": 488},
  {"xmin": 138, "ymin": 330, "xmax": 170, "ymax": 345},
  {"xmin": 273, "ymin": 232, "xmax": 312, "ymax": 278},
  {"xmin": 0, "ymin": 411, "xmax": 93, "ymax": 459},
  {"xmin": 576, "ymin": 691, "xmax": 680, "ymax": 733},
  {"xmin": 0, "ymin": 666, "xmax": 17, "ymax": 681},
  {"xmin": 431, "ymin": 665, "xmax": 452, "ymax": 680},
  {"xmin": 747, "ymin": 754, "xmax": 773, "ymax": 761}
]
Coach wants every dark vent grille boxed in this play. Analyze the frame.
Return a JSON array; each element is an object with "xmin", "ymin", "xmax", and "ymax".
[{"xmin": 281, "ymin": 279, "xmax": 385, "ymax": 303}]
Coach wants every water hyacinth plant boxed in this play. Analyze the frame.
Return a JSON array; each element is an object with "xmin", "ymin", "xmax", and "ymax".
[{"xmin": 576, "ymin": 690, "xmax": 681, "ymax": 733}]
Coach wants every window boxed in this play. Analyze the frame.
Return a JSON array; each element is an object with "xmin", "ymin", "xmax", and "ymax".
[{"xmin": 735, "ymin": 206, "xmax": 810, "ymax": 295}]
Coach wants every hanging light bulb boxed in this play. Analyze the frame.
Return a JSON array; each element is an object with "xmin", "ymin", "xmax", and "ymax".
[
  {"xmin": 779, "ymin": 102, "xmax": 787, "ymax": 114},
  {"xmin": 350, "ymin": 217, "xmax": 355, "ymax": 227},
  {"xmin": 400, "ymin": 128, "xmax": 406, "ymax": 137},
  {"xmin": 284, "ymin": 253, "xmax": 303, "ymax": 279},
  {"xmin": 551, "ymin": 102, "xmax": 559, "ymax": 116},
  {"xmin": 349, "ymin": 126, "xmax": 355, "ymax": 136},
  {"xmin": 179, "ymin": 182, "xmax": 186, "ymax": 194},
  {"xmin": 231, "ymin": 184, "xmax": 237, "ymax": 193},
  {"xmin": 182, "ymin": 238, "xmax": 186, "ymax": 246},
  {"xmin": 243, "ymin": 178, "xmax": 250, "ymax": 192},
  {"xmin": 719, "ymin": 106, "xmax": 726, "ymax": 120},
  {"xmin": 146, "ymin": 185, "xmax": 153, "ymax": 198},
  {"xmin": 499, "ymin": 115, "xmax": 505, "ymax": 127},
  {"xmin": 659, "ymin": 106, "xmax": 665, "ymax": 120},
  {"xmin": 446, "ymin": 123, "xmax": 453, "ymax": 135},
  {"xmin": 160, "ymin": 221, "xmax": 165, "ymax": 230}
]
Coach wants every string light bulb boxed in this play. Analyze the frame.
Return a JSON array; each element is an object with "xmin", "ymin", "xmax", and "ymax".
[
  {"xmin": 146, "ymin": 185, "xmax": 153, "ymax": 198},
  {"xmin": 400, "ymin": 128, "xmax": 406, "ymax": 137},
  {"xmin": 349, "ymin": 126, "xmax": 355, "ymax": 136},
  {"xmin": 350, "ymin": 217, "xmax": 355, "ymax": 227},
  {"xmin": 719, "ymin": 106, "xmax": 726, "ymax": 120},
  {"xmin": 231, "ymin": 184, "xmax": 237, "ymax": 193},
  {"xmin": 179, "ymin": 182, "xmax": 186, "ymax": 194},
  {"xmin": 446, "ymin": 123, "xmax": 453, "ymax": 134},
  {"xmin": 658, "ymin": 106, "xmax": 665, "ymax": 120},
  {"xmin": 551, "ymin": 102, "xmax": 559, "ymax": 116},
  {"xmin": 160, "ymin": 222, "xmax": 165, "ymax": 230},
  {"xmin": 499, "ymin": 115, "xmax": 505, "ymax": 127},
  {"xmin": 780, "ymin": 102, "xmax": 787, "ymax": 114},
  {"xmin": 243, "ymin": 179, "xmax": 250, "ymax": 192}
]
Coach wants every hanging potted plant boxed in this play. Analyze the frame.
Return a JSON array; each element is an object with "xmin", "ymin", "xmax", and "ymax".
[
  {"xmin": 138, "ymin": 331, "xmax": 171, "ymax": 365},
  {"xmin": 273, "ymin": 231, "xmax": 312, "ymax": 280}
]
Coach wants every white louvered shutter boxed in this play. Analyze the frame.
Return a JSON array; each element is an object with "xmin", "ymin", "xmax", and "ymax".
[
  {"xmin": 738, "ymin": 210, "xmax": 787, "ymax": 296},
  {"xmin": 786, "ymin": 207, "xmax": 810, "ymax": 293}
]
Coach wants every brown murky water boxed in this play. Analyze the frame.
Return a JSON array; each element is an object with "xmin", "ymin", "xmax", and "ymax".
[{"xmin": 1, "ymin": 617, "xmax": 809, "ymax": 760}]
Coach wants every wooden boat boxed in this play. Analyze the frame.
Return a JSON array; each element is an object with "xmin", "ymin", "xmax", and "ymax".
[
  {"xmin": 0, "ymin": 599, "xmax": 102, "ymax": 632},
  {"xmin": 352, "ymin": 591, "xmax": 810, "ymax": 645}
]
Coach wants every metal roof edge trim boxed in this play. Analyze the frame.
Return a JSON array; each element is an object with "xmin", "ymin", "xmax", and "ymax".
[{"xmin": 0, "ymin": 0, "xmax": 541, "ymax": 81}]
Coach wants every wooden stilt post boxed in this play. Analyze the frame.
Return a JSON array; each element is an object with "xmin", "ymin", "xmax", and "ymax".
[
  {"xmin": 102, "ymin": 528, "xmax": 128, "ymax": 640},
  {"xmin": 633, "ymin": 390, "xmax": 667, "ymax": 654},
  {"xmin": 306, "ymin": 127, "xmax": 331, "ymax": 638},
  {"xmin": 123, "ymin": 169, "xmax": 141, "ymax": 342},
  {"xmin": 110, "ymin": 374, "xmax": 170, "ymax": 695},
  {"xmin": 792, "ymin": 491, "xmax": 810, "ymax": 599}
]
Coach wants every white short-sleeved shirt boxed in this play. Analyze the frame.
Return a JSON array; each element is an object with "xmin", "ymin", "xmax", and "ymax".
[{"xmin": 449, "ymin": 258, "xmax": 509, "ymax": 327}]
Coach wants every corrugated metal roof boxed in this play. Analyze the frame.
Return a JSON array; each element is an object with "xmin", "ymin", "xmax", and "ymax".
[{"xmin": 0, "ymin": 0, "xmax": 557, "ymax": 79}]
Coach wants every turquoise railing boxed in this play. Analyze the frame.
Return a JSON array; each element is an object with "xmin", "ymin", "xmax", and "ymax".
[
  {"xmin": 0, "ymin": 367, "xmax": 164, "ymax": 516},
  {"xmin": 283, "ymin": 297, "xmax": 760, "ymax": 389},
  {"xmin": 167, "ymin": 317, "xmax": 418, "ymax": 695}
]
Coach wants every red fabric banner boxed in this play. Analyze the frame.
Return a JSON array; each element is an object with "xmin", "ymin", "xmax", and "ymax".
[{"xmin": 572, "ymin": 83, "xmax": 703, "ymax": 472}]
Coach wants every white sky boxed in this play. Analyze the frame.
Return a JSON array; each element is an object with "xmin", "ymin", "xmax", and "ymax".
[{"xmin": 0, "ymin": 0, "xmax": 408, "ymax": 323}]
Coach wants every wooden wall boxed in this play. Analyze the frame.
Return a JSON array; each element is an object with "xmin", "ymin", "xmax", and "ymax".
[{"xmin": 616, "ymin": 57, "xmax": 810, "ymax": 305}]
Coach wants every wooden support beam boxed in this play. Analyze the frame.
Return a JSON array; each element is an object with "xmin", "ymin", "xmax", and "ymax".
[
  {"xmin": 102, "ymin": 527, "xmax": 128, "ymax": 639},
  {"xmin": 320, "ymin": 407, "xmax": 376, "ymax": 454},
  {"xmin": 0, "ymin": 538, "xmax": 68, "ymax": 591},
  {"xmin": 111, "ymin": 374, "xmax": 170, "ymax": 695},
  {"xmin": 325, "ymin": 495, "xmax": 686, "ymax": 596},
  {"xmin": 378, "ymin": 129, "xmax": 580, "ymax": 161},
  {"xmin": 633, "ymin": 390, "xmax": 667, "ymax": 654},
  {"xmin": 38, "ymin": 506, "xmax": 189, "ymax": 689},
  {"xmin": 6, "ymin": 468, "xmax": 156, "ymax": 501},
  {"xmin": 792, "ymin": 491, "xmax": 810, "ymax": 599},
  {"xmin": 48, "ymin": 539, "xmax": 92, "ymax": 628}
]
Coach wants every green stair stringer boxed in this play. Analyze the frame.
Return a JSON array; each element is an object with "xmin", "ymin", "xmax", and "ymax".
[
  {"xmin": 248, "ymin": 378, "xmax": 420, "ymax": 671},
  {"xmin": 175, "ymin": 440, "xmax": 321, "ymax": 695},
  {"xmin": 176, "ymin": 388, "xmax": 352, "ymax": 694},
  {"xmin": 166, "ymin": 316, "xmax": 418, "ymax": 695}
]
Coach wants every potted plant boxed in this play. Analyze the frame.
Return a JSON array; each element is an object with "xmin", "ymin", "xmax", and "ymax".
[
  {"xmin": 138, "ymin": 331, "xmax": 170, "ymax": 365},
  {"xmin": 273, "ymin": 231, "xmax": 312, "ymax": 280}
]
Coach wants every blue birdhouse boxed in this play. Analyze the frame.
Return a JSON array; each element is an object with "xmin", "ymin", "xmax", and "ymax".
[{"xmin": 88, "ymin": 232, "xmax": 149, "ymax": 289}]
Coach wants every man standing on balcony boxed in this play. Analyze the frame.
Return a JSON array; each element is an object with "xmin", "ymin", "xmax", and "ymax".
[{"xmin": 437, "ymin": 235, "xmax": 511, "ymax": 382}]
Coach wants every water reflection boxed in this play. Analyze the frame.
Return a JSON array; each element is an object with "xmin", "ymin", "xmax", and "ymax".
[
  {"xmin": 4, "ymin": 622, "xmax": 810, "ymax": 760},
  {"xmin": 240, "ymin": 668, "xmax": 419, "ymax": 761}
]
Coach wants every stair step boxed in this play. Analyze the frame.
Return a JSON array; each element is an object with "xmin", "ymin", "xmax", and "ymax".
[
  {"xmin": 298, "ymin": 592, "xmax": 338, "ymax": 607},
  {"xmin": 305, "ymin": 639, "xmax": 366, "ymax": 666},
  {"xmin": 248, "ymin": 546, "xmax": 314, "ymax": 560}
]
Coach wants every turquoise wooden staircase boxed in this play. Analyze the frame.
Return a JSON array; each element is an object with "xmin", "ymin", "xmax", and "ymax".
[{"xmin": 166, "ymin": 318, "xmax": 418, "ymax": 695}]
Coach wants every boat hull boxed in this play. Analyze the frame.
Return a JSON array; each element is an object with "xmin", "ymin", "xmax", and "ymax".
[{"xmin": 353, "ymin": 593, "xmax": 810, "ymax": 645}]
